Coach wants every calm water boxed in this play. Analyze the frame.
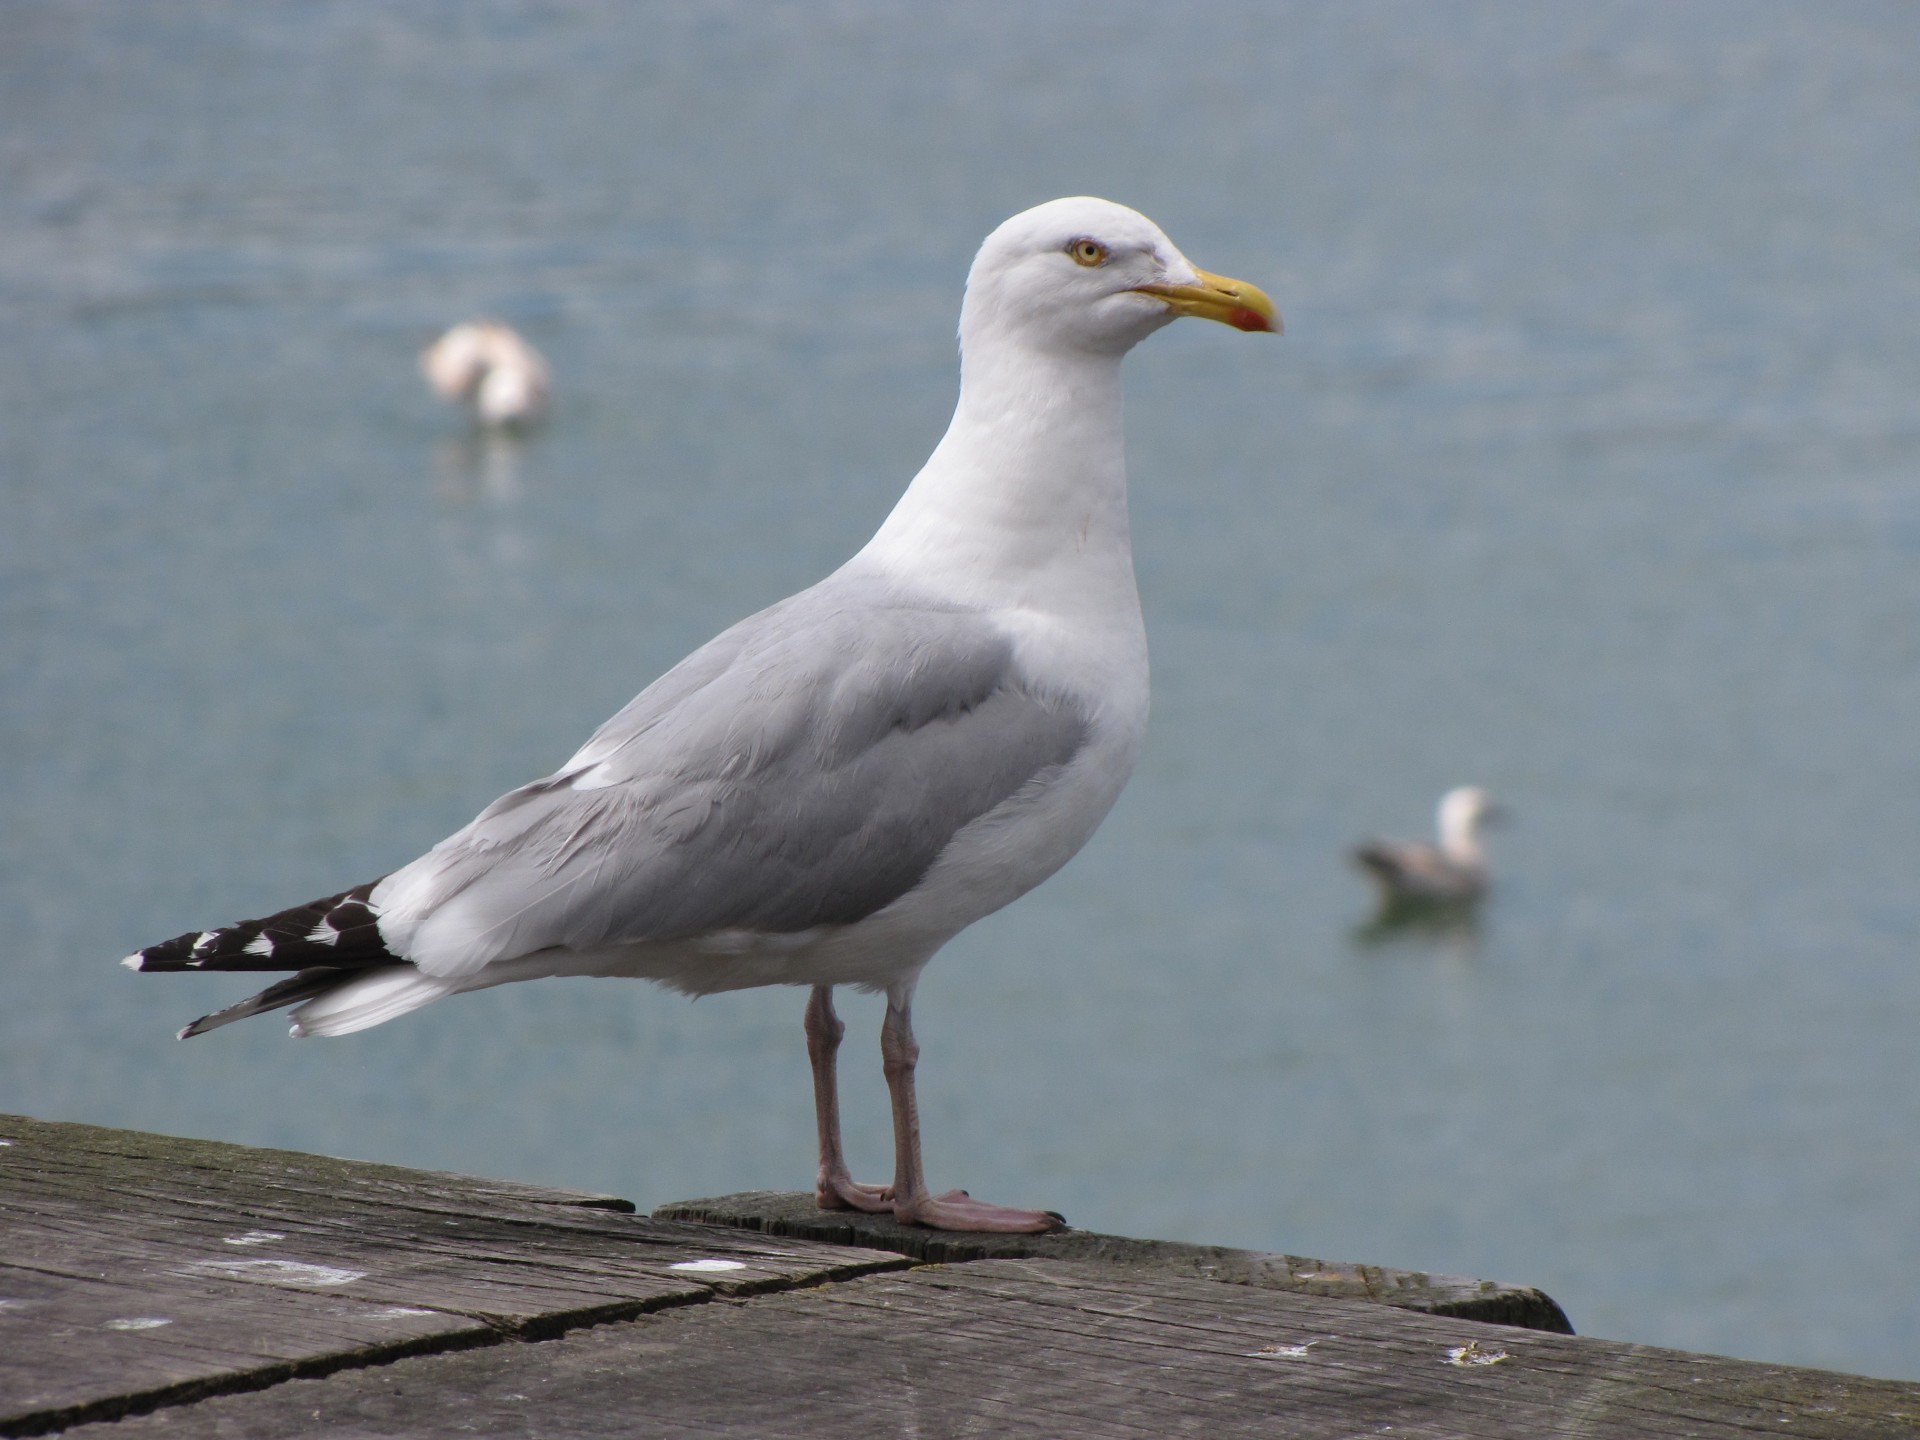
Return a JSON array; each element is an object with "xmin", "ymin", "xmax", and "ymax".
[{"xmin": 5, "ymin": 0, "xmax": 1920, "ymax": 1380}]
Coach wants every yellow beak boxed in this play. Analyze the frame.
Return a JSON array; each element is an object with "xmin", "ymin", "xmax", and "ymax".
[{"xmin": 1132, "ymin": 268, "xmax": 1280, "ymax": 334}]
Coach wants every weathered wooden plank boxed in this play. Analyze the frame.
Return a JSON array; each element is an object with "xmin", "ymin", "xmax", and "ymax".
[
  {"xmin": 0, "ymin": 1113, "xmax": 636, "ymax": 1218},
  {"xmin": 0, "ymin": 1116, "xmax": 909, "ymax": 1437},
  {"xmin": 0, "ymin": 1261, "xmax": 494, "ymax": 1432},
  {"xmin": 56, "ymin": 1259, "xmax": 1920, "ymax": 1439},
  {"xmin": 655, "ymin": 1188, "xmax": 1574, "ymax": 1332},
  {"xmin": 13, "ymin": 1116, "xmax": 1919, "ymax": 1438}
]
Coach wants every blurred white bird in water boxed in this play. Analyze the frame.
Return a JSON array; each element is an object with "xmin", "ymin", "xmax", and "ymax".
[
  {"xmin": 1353, "ymin": 786, "xmax": 1505, "ymax": 908},
  {"xmin": 421, "ymin": 320, "xmax": 550, "ymax": 428}
]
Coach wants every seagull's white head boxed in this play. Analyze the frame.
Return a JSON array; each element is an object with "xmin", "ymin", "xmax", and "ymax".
[
  {"xmin": 1437, "ymin": 786, "xmax": 1504, "ymax": 852},
  {"xmin": 960, "ymin": 196, "xmax": 1278, "ymax": 360}
]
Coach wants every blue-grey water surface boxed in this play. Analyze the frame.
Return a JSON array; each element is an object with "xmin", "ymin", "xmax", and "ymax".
[{"xmin": 5, "ymin": 0, "xmax": 1920, "ymax": 1380}]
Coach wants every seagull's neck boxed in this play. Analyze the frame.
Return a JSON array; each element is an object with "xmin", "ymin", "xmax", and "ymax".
[
  {"xmin": 856, "ymin": 341, "xmax": 1137, "ymax": 619},
  {"xmin": 1439, "ymin": 810, "xmax": 1483, "ymax": 866}
]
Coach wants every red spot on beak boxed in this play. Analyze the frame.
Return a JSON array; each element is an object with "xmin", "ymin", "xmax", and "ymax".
[{"xmin": 1227, "ymin": 308, "xmax": 1272, "ymax": 333}]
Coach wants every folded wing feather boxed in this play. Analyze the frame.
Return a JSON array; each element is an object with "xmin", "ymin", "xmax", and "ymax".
[{"xmin": 375, "ymin": 574, "xmax": 1091, "ymax": 977}]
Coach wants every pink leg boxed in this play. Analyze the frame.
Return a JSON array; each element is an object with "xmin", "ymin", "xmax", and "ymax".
[
  {"xmin": 805, "ymin": 986, "xmax": 891, "ymax": 1213},
  {"xmin": 880, "ymin": 982, "xmax": 1064, "ymax": 1233}
]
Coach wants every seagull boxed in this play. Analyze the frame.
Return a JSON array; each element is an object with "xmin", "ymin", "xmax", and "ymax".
[
  {"xmin": 1352, "ymin": 786, "xmax": 1504, "ymax": 908},
  {"xmin": 125, "ymin": 198, "xmax": 1277, "ymax": 1233},
  {"xmin": 421, "ymin": 319, "xmax": 551, "ymax": 428}
]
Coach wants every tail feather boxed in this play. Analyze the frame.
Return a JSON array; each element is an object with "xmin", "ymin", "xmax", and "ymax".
[
  {"xmin": 125, "ymin": 878, "xmax": 421, "ymax": 1041},
  {"xmin": 125, "ymin": 879, "xmax": 394, "ymax": 974},
  {"xmin": 176, "ymin": 967, "xmax": 408, "ymax": 1039},
  {"xmin": 288, "ymin": 966, "xmax": 463, "ymax": 1037},
  {"xmin": 1352, "ymin": 842, "xmax": 1403, "ymax": 883}
]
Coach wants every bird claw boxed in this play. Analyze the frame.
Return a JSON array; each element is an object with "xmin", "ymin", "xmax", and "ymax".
[
  {"xmin": 892, "ymin": 1190, "xmax": 1066, "ymax": 1234},
  {"xmin": 816, "ymin": 1175, "xmax": 894, "ymax": 1214},
  {"xmin": 818, "ymin": 1177, "xmax": 1063, "ymax": 1233}
]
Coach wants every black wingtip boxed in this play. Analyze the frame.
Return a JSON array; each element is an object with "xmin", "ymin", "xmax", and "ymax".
[
  {"xmin": 170, "ymin": 967, "xmax": 381, "ymax": 1041},
  {"xmin": 124, "ymin": 878, "xmax": 394, "ymax": 976},
  {"xmin": 178, "ymin": 1006, "xmax": 229, "ymax": 1039}
]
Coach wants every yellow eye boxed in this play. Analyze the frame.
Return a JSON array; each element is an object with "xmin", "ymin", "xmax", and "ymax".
[{"xmin": 1067, "ymin": 238, "xmax": 1109, "ymax": 267}]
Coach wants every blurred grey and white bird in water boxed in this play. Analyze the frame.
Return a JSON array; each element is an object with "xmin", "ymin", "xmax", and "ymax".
[
  {"xmin": 1353, "ymin": 786, "xmax": 1504, "ymax": 908},
  {"xmin": 421, "ymin": 320, "xmax": 550, "ymax": 428},
  {"xmin": 124, "ymin": 198, "xmax": 1277, "ymax": 1235}
]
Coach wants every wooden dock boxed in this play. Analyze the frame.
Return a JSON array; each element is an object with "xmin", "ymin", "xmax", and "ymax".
[{"xmin": 3, "ymin": 1114, "xmax": 1915, "ymax": 1437}]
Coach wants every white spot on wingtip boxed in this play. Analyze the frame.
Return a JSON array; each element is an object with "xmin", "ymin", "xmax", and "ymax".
[
  {"xmin": 307, "ymin": 917, "xmax": 341, "ymax": 946},
  {"xmin": 669, "ymin": 1258, "xmax": 748, "ymax": 1273},
  {"xmin": 121, "ymin": 953, "xmax": 145, "ymax": 971},
  {"xmin": 243, "ymin": 932, "xmax": 275, "ymax": 957},
  {"xmin": 104, "ymin": 1317, "xmax": 172, "ymax": 1331},
  {"xmin": 192, "ymin": 931, "xmax": 220, "ymax": 953}
]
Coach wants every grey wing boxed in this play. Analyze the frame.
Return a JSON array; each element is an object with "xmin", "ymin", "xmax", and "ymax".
[
  {"xmin": 1353, "ymin": 840, "xmax": 1474, "ymax": 900},
  {"xmin": 1354, "ymin": 840, "xmax": 1418, "ymax": 880},
  {"xmin": 374, "ymin": 576, "xmax": 1091, "ymax": 976}
]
